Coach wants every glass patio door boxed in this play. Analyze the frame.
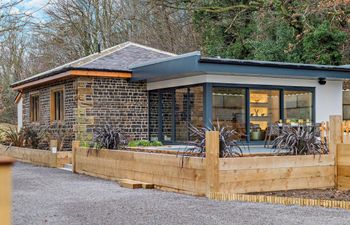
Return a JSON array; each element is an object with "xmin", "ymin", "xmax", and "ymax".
[
  {"xmin": 212, "ymin": 87, "xmax": 246, "ymax": 140},
  {"xmin": 249, "ymin": 89, "xmax": 280, "ymax": 141}
]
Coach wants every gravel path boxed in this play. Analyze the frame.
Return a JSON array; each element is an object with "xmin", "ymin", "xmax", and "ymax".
[{"xmin": 12, "ymin": 162, "xmax": 350, "ymax": 225}]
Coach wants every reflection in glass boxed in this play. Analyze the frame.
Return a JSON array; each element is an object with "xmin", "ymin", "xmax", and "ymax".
[
  {"xmin": 212, "ymin": 88, "xmax": 246, "ymax": 139},
  {"xmin": 149, "ymin": 91, "xmax": 159, "ymax": 141},
  {"xmin": 161, "ymin": 91, "xmax": 174, "ymax": 142},
  {"xmin": 284, "ymin": 90, "xmax": 312, "ymax": 123},
  {"xmin": 189, "ymin": 86, "xmax": 204, "ymax": 141},
  {"xmin": 175, "ymin": 88, "xmax": 189, "ymax": 142}
]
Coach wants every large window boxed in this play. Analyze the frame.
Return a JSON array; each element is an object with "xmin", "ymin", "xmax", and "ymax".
[
  {"xmin": 30, "ymin": 94, "xmax": 40, "ymax": 122},
  {"xmin": 212, "ymin": 87, "xmax": 246, "ymax": 137},
  {"xmin": 51, "ymin": 89, "xmax": 64, "ymax": 122},
  {"xmin": 284, "ymin": 90, "xmax": 313, "ymax": 123},
  {"xmin": 175, "ymin": 86, "xmax": 204, "ymax": 142},
  {"xmin": 149, "ymin": 84, "xmax": 314, "ymax": 143},
  {"xmin": 250, "ymin": 89, "xmax": 280, "ymax": 141},
  {"xmin": 149, "ymin": 85, "xmax": 204, "ymax": 143}
]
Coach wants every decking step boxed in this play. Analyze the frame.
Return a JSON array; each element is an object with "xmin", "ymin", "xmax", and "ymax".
[{"xmin": 118, "ymin": 179, "xmax": 154, "ymax": 189}]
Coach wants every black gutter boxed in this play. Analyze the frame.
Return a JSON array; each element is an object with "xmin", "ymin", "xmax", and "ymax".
[
  {"xmin": 199, "ymin": 57, "xmax": 350, "ymax": 72},
  {"xmin": 11, "ymin": 67, "xmax": 131, "ymax": 88}
]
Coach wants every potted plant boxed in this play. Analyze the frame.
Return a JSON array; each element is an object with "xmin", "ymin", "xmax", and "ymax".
[{"xmin": 250, "ymin": 125, "xmax": 261, "ymax": 141}]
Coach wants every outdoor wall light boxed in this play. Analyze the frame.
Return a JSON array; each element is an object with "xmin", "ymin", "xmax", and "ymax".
[{"xmin": 318, "ymin": 78, "xmax": 326, "ymax": 85}]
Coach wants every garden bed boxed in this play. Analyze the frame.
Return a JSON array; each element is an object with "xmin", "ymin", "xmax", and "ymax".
[
  {"xmin": 251, "ymin": 188, "xmax": 350, "ymax": 201},
  {"xmin": 0, "ymin": 144, "xmax": 72, "ymax": 168}
]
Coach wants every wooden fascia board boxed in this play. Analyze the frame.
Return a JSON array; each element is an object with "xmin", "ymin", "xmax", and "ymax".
[
  {"xmin": 12, "ymin": 70, "xmax": 132, "ymax": 91},
  {"xmin": 14, "ymin": 92, "xmax": 22, "ymax": 104},
  {"xmin": 70, "ymin": 69, "xmax": 131, "ymax": 78},
  {"xmin": 12, "ymin": 71, "xmax": 72, "ymax": 91}
]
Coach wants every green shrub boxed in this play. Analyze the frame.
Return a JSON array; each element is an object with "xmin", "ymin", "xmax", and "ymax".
[
  {"xmin": 128, "ymin": 140, "xmax": 163, "ymax": 147},
  {"xmin": 151, "ymin": 141, "xmax": 163, "ymax": 146}
]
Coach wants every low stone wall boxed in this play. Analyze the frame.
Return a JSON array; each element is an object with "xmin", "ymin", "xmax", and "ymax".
[{"xmin": 0, "ymin": 144, "xmax": 71, "ymax": 168}]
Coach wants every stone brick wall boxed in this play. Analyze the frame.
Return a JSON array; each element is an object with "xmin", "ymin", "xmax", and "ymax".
[
  {"xmin": 77, "ymin": 77, "xmax": 149, "ymax": 142},
  {"xmin": 22, "ymin": 78, "xmax": 77, "ymax": 150},
  {"xmin": 21, "ymin": 76, "xmax": 149, "ymax": 150}
]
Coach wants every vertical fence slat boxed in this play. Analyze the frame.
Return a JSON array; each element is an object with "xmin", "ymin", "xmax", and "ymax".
[
  {"xmin": 0, "ymin": 157, "xmax": 14, "ymax": 225},
  {"xmin": 72, "ymin": 141, "xmax": 80, "ymax": 173},
  {"xmin": 205, "ymin": 131, "xmax": 219, "ymax": 197}
]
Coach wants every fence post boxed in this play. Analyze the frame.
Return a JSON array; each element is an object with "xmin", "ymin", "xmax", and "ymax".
[
  {"xmin": 329, "ymin": 115, "xmax": 342, "ymax": 155},
  {"xmin": 205, "ymin": 131, "xmax": 219, "ymax": 197},
  {"xmin": 0, "ymin": 156, "xmax": 14, "ymax": 225},
  {"xmin": 329, "ymin": 115, "xmax": 342, "ymax": 187},
  {"xmin": 72, "ymin": 141, "xmax": 80, "ymax": 173}
]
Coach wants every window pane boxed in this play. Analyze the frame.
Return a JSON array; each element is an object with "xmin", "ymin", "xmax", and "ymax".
[
  {"xmin": 59, "ymin": 91, "xmax": 64, "ymax": 120},
  {"xmin": 53, "ymin": 90, "xmax": 64, "ymax": 121},
  {"xmin": 250, "ymin": 89, "xmax": 280, "ymax": 141},
  {"xmin": 189, "ymin": 86, "xmax": 203, "ymax": 141},
  {"xmin": 343, "ymin": 90, "xmax": 350, "ymax": 120},
  {"xmin": 30, "ymin": 96, "xmax": 39, "ymax": 122},
  {"xmin": 284, "ymin": 90, "xmax": 312, "ymax": 123},
  {"xmin": 149, "ymin": 91, "xmax": 159, "ymax": 141},
  {"xmin": 161, "ymin": 91, "xmax": 174, "ymax": 142},
  {"xmin": 212, "ymin": 88, "xmax": 246, "ymax": 138},
  {"xmin": 175, "ymin": 88, "xmax": 188, "ymax": 142}
]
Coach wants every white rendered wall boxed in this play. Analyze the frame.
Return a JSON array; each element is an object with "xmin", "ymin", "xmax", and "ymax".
[
  {"xmin": 147, "ymin": 74, "xmax": 343, "ymax": 122},
  {"xmin": 17, "ymin": 97, "xmax": 23, "ymax": 131}
]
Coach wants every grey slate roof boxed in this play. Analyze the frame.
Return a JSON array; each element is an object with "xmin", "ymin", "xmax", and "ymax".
[
  {"xmin": 11, "ymin": 42, "xmax": 175, "ymax": 87},
  {"xmin": 80, "ymin": 45, "xmax": 174, "ymax": 71}
]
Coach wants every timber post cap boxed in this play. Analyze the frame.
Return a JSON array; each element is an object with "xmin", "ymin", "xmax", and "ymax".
[{"xmin": 0, "ymin": 156, "xmax": 15, "ymax": 165}]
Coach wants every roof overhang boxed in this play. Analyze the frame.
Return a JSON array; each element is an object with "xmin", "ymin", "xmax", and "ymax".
[
  {"xmin": 132, "ymin": 53, "xmax": 350, "ymax": 82},
  {"xmin": 11, "ymin": 68, "xmax": 132, "ymax": 91}
]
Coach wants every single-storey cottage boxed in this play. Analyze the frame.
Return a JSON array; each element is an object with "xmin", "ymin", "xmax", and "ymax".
[{"xmin": 11, "ymin": 42, "xmax": 350, "ymax": 149}]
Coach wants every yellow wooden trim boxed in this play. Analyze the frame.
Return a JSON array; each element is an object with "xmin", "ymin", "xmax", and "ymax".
[
  {"xmin": 70, "ymin": 70, "xmax": 131, "ymax": 78},
  {"xmin": 50, "ymin": 86, "xmax": 65, "ymax": 123},
  {"xmin": 208, "ymin": 192, "xmax": 350, "ymax": 210}
]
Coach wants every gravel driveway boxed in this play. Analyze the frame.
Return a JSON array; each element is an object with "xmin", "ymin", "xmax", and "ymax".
[{"xmin": 12, "ymin": 162, "xmax": 350, "ymax": 225}]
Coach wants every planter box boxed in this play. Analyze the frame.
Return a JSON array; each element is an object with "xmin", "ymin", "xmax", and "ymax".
[
  {"xmin": 0, "ymin": 144, "xmax": 72, "ymax": 168},
  {"xmin": 74, "ymin": 147, "xmax": 206, "ymax": 195},
  {"xmin": 73, "ymin": 144, "xmax": 336, "ymax": 195}
]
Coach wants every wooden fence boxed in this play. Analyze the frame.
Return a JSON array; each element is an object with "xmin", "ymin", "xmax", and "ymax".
[
  {"xmin": 0, "ymin": 156, "xmax": 14, "ymax": 225},
  {"xmin": 0, "ymin": 144, "xmax": 72, "ymax": 168},
  {"xmin": 73, "ymin": 125, "xmax": 343, "ymax": 196},
  {"xmin": 73, "ymin": 142, "xmax": 207, "ymax": 195}
]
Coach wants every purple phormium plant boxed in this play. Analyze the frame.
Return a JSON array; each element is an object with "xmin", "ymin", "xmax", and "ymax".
[
  {"xmin": 272, "ymin": 126, "xmax": 328, "ymax": 155},
  {"xmin": 186, "ymin": 121, "xmax": 246, "ymax": 158},
  {"xmin": 93, "ymin": 125, "xmax": 128, "ymax": 150}
]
